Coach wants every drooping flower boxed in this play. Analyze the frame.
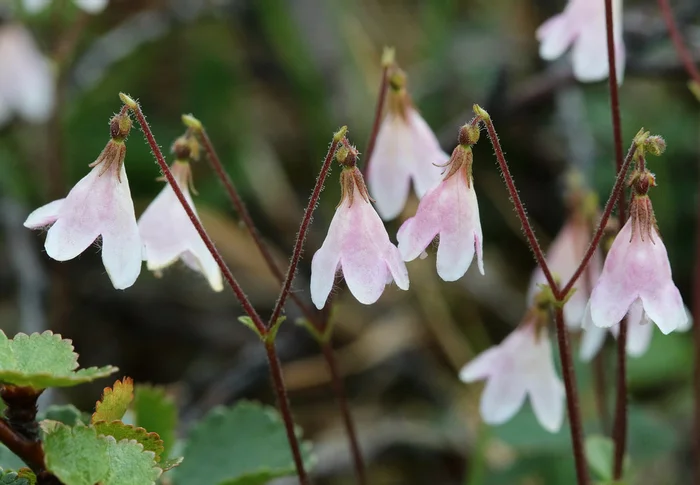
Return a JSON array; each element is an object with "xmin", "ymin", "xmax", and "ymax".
[
  {"xmin": 24, "ymin": 112, "xmax": 142, "ymax": 289},
  {"xmin": 310, "ymin": 146, "xmax": 409, "ymax": 309},
  {"xmin": 528, "ymin": 184, "xmax": 603, "ymax": 328},
  {"xmin": 397, "ymin": 123, "xmax": 483, "ymax": 281},
  {"xmin": 459, "ymin": 314, "xmax": 565, "ymax": 433},
  {"xmin": 0, "ymin": 24, "xmax": 54, "ymax": 125},
  {"xmin": 587, "ymin": 170, "xmax": 687, "ymax": 335},
  {"xmin": 367, "ymin": 68, "xmax": 447, "ymax": 221},
  {"xmin": 23, "ymin": 0, "xmax": 109, "ymax": 14},
  {"xmin": 536, "ymin": 0, "xmax": 625, "ymax": 82},
  {"xmin": 138, "ymin": 137, "xmax": 223, "ymax": 292},
  {"xmin": 580, "ymin": 299, "xmax": 692, "ymax": 361}
]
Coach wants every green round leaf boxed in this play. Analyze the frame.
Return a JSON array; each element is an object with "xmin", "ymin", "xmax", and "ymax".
[
  {"xmin": 101, "ymin": 437, "xmax": 162, "ymax": 485},
  {"xmin": 0, "ymin": 331, "xmax": 117, "ymax": 389},
  {"xmin": 585, "ymin": 435, "xmax": 614, "ymax": 481},
  {"xmin": 44, "ymin": 425, "xmax": 110, "ymax": 485},
  {"xmin": 44, "ymin": 424, "xmax": 163, "ymax": 485},
  {"xmin": 133, "ymin": 385, "xmax": 177, "ymax": 458},
  {"xmin": 92, "ymin": 378, "xmax": 134, "ymax": 424},
  {"xmin": 173, "ymin": 401, "xmax": 314, "ymax": 485}
]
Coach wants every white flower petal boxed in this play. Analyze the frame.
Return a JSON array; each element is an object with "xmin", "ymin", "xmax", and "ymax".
[
  {"xmin": 74, "ymin": 0, "xmax": 109, "ymax": 13},
  {"xmin": 24, "ymin": 199, "xmax": 64, "ymax": 229}
]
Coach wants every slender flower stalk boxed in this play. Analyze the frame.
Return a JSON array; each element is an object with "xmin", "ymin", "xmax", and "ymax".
[
  {"xmin": 362, "ymin": 47, "xmax": 395, "ymax": 178},
  {"xmin": 656, "ymin": 0, "xmax": 700, "ymax": 88},
  {"xmin": 603, "ymin": 0, "xmax": 629, "ymax": 477},
  {"xmin": 560, "ymin": 141, "xmax": 638, "ymax": 298},
  {"xmin": 474, "ymin": 106, "xmax": 558, "ymax": 292},
  {"xmin": 474, "ymin": 106, "xmax": 588, "ymax": 484},
  {"xmin": 554, "ymin": 307, "xmax": 591, "ymax": 485},
  {"xmin": 184, "ymin": 116, "xmax": 367, "ymax": 485},
  {"xmin": 120, "ymin": 94, "xmax": 310, "ymax": 485},
  {"xmin": 268, "ymin": 130, "xmax": 346, "ymax": 326}
]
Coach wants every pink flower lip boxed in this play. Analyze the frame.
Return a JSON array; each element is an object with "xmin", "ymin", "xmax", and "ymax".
[
  {"xmin": 138, "ymin": 161, "xmax": 223, "ymax": 292},
  {"xmin": 587, "ymin": 217, "xmax": 687, "ymax": 335},
  {"xmin": 310, "ymin": 168, "xmax": 409, "ymax": 309},
  {"xmin": 368, "ymin": 107, "xmax": 447, "ymax": 221},
  {"xmin": 24, "ymin": 140, "xmax": 142, "ymax": 290},
  {"xmin": 536, "ymin": 0, "xmax": 625, "ymax": 82},
  {"xmin": 397, "ymin": 148, "xmax": 483, "ymax": 282},
  {"xmin": 459, "ymin": 321, "xmax": 564, "ymax": 433}
]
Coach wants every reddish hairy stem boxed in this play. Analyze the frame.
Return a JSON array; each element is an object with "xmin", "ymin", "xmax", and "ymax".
[
  {"xmin": 197, "ymin": 126, "xmax": 367, "ymax": 485},
  {"xmin": 268, "ymin": 139, "xmax": 341, "ymax": 327},
  {"xmin": 603, "ymin": 0, "xmax": 628, "ymax": 478},
  {"xmin": 0, "ymin": 418, "xmax": 44, "ymax": 472},
  {"xmin": 127, "ymin": 99, "xmax": 310, "ymax": 484},
  {"xmin": 479, "ymin": 117, "xmax": 558, "ymax": 293},
  {"xmin": 362, "ymin": 63, "xmax": 390, "ymax": 177},
  {"xmin": 657, "ymin": 0, "xmax": 700, "ymax": 86},
  {"xmin": 196, "ymin": 128, "xmax": 317, "ymax": 320},
  {"xmin": 128, "ymin": 103, "xmax": 267, "ymax": 335},
  {"xmin": 560, "ymin": 142, "xmax": 637, "ymax": 297},
  {"xmin": 554, "ymin": 308, "xmax": 590, "ymax": 485},
  {"xmin": 480, "ymin": 112, "xmax": 588, "ymax": 484},
  {"xmin": 321, "ymin": 343, "xmax": 367, "ymax": 485},
  {"xmin": 265, "ymin": 340, "xmax": 311, "ymax": 485}
]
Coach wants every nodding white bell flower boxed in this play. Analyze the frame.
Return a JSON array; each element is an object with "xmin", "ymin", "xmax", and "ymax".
[
  {"xmin": 23, "ymin": 0, "xmax": 109, "ymax": 14},
  {"xmin": 528, "ymin": 214, "xmax": 603, "ymax": 329},
  {"xmin": 586, "ymin": 171, "xmax": 687, "ymax": 335},
  {"xmin": 24, "ymin": 113, "xmax": 142, "ymax": 290},
  {"xmin": 536, "ymin": 0, "xmax": 625, "ymax": 82},
  {"xmin": 397, "ymin": 124, "xmax": 483, "ymax": 282},
  {"xmin": 0, "ymin": 24, "xmax": 54, "ymax": 125},
  {"xmin": 310, "ymin": 160, "xmax": 409, "ymax": 309},
  {"xmin": 459, "ymin": 315, "xmax": 565, "ymax": 433},
  {"xmin": 138, "ymin": 154, "xmax": 223, "ymax": 293},
  {"xmin": 367, "ymin": 69, "xmax": 447, "ymax": 221}
]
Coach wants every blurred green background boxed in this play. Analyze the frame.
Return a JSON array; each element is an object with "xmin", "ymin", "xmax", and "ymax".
[{"xmin": 0, "ymin": 0, "xmax": 699, "ymax": 484}]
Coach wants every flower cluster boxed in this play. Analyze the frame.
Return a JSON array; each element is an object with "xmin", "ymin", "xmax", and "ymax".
[
  {"xmin": 310, "ymin": 117, "xmax": 484, "ymax": 308},
  {"xmin": 459, "ymin": 132, "xmax": 689, "ymax": 433},
  {"xmin": 24, "ymin": 111, "xmax": 222, "ymax": 292}
]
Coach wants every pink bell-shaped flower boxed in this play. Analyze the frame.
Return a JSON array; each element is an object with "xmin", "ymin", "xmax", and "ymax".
[
  {"xmin": 587, "ymin": 171, "xmax": 687, "ymax": 335},
  {"xmin": 0, "ymin": 24, "xmax": 54, "ymax": 125},
  {"xmin": 367, "ymin": 68, "xmax": 446, "ymax": 220},
  {"xmin": 397, "ymin": 123, "xmax": 483, "ymax": 281},
  {"xmin": 459, "ymin": 314, "xmax": 565, "ymax": 433},
  {"xmin": 138, "ymin": 139, "xmax": 223, "ymax": 292},
  {"xmin": 536, "ymin": 0, "xmax": 625, "ymax": 82},
  {"xmin": 310, "ymin": 148, "xmax": 409, "ymax": 309},
  {"xmin": 24, "ymin": 112, "xmax": 142, "ymax": 289}
]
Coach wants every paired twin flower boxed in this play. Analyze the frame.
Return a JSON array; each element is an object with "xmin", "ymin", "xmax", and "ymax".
[
  {"xmin": 460, "ymin": 137, "xmax": 688, "ymax": 433},
  {"xmin": 24, "ymin": 111, "xmax": 223, "ymax": 292}
]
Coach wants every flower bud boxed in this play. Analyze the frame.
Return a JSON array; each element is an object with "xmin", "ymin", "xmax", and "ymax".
[
  {"xmin": 458, "ymin": 120, "xmax": 480, "ymax": 147},
  {"xmin": 109, "ymin": 113, "xmax": 132, "ymax": 142},
  {"xmin": 644, "ymin": 135, "xmax": 666, "ymax": 156}
]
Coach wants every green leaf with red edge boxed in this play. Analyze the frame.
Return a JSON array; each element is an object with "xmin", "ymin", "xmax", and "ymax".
[
  {"xmin": 93, "ymin": 421, "xmax": 164, "ymax": 462},
  {"xmin": 0, "ymin": 331, "xmax": 117, "ymax": 389},
  {"xmin": 133, "ymin": 385, "xmax": 177, "ymax": 458},
  {"xmin": 92, "ymin": 378, "xmax": 134, "ymax": 423}
]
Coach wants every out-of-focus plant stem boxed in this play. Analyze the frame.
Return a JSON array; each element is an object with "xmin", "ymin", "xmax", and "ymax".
[
  {"xmin": 657, "ymin": 0, "xmax": 700, "ymax": 88},
  {"xmin": 602, "ymin": 0, "xmax": 628, "ymax": 478},
  {"xmin": 192, "ymin": 122, "xmax": 367, "ymax": 485},
  {"xmin": 362, "ymin": 48, "xmax": 393, "ymax": 178},
  {"xmin": 125, "ymin": 95, "xmax": 310, "ymax": 485}
]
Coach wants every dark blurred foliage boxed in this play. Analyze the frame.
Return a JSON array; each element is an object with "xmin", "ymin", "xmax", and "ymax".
[{"xmin": 0, "ymin": 0, "xmax": 699, "ymax": 484}]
